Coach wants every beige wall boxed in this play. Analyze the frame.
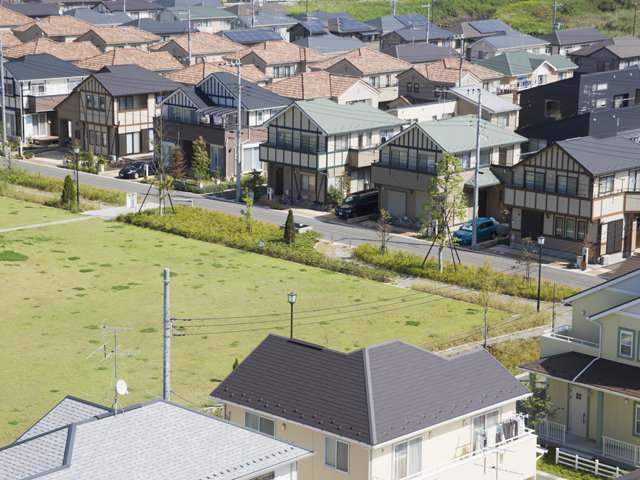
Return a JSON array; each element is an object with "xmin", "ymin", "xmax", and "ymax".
[
  {"xmin": 336, "ymin": 82, "xmax": 380, "ymax": 108},
  {"xmin": 456, "ymin": 98, "xmax": 518, "ymax": 132}
]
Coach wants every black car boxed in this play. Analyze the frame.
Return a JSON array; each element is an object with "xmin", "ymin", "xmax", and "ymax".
[
  {"xmin": 335, "ymin": 189, "xmax": 379, "ymax": 219},
  {"xmin": 119, "ymin": 161, "xmax": 158, "ymax": 179}
]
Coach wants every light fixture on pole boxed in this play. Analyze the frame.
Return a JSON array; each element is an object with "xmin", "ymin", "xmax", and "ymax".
[
  {"xmin": 537, "ymin": 236, "xmax": 545, "ymax": 311},
  {"xmin": 288, "ymin": 292, "xmax": 297, "ymax": 338},
  {"xmin": 74, "ymin": 145, "xmax": 80, "ymax": 207}
]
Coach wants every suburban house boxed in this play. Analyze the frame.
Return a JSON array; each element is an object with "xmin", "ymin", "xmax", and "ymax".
[
  {"xmin": 540, "ymin": 27, "xmax": 609, "ymax": 56},
  {"xmin": 164, "ymin": 61, "xmax": 269, "ymax": 86},
  {"xmin": 265, "ymin": 71, "xmax": 380, "ymax": 107},
  {"xmin": 63, "ymin": 8, "xmax": 133, "ymax": 27},
  {"xmin": 445, "ymin": 19, "xmax": 513, "ymax": 45},
  {"xmin": 291, "ymin": 34, "xmax": 366, "ymax": 57},
  {"xmin": 477, "ymin": 51, "xmax": 578, "ymax": 96},
  {"xmin": 92, "ymin": 0, "xmax": 161, "ymax": 20},
  {"xmin": 448, "ymin": 86, "xmax": 521, "ymax": 132},
  {"xmin": 3, "ymin": 3, "xmax": 60, "ymax": 20},
  {"xmin": 74, "ymin": 25, "xmax": 161, "ymax": 52},
  {"xmin": 11, "ymin": 16, "xmax": 93, "ymax": 43},
  {"xmin": 159, "ymin": 71, "xmax": 290, "ymax": 178},
  {"xmin": 392, "ymin": 59, "xmax": 502, "ymax": 105},
  {"xmin": 325, "ymin": 16, "xmax": 378, "ymax": 44},
  {"xmin": 3, "ymin": 38, "xmax": 101, "ymax": 62},
  {"xmin": 163, "ymin": 5, "xmax": 236, "ymax": 34},
  {"xmin": 220, "ymin": 28, "xmax": 283, "ymax": 47},
  {"xmin": 288, "ymin": 20, "xmax": 330, "ymax": 42},
  {"xmin": 56, "ymin": 64, "xmax": 179, "ymax": 158},
  {"xmin": 260, "ymin": 98, "xmax": 405, "ymax": 201},
  {"xmin": 0, "ymin": 6, "xmax": 32, "ymax": 32},
  {"xmin": 519, "ymin": 267, "xmax": 640, "ymax": 468},
  {"xmin": 467, "ymin": 30, "xmax": 550, "ymax": 63},
  {"xmin": 379, "ymin": 23, "xmax": 456, "ymax": 50},
  {"xmin": 74, "ymin": 49, "xmax": 184, "ymax": 73},
  {"xmin": 149, "ymin": 32, "xmax": 243, "ymax": 66},
  {"xmin": 569, "ymin": 36, "xmax": 640, "ymax": 73},
  {"xmin": 210, "ymin": 334, "xmax": 537, "ymax": 480},
  {"xmin": 223, "ymin": 40, "xmax": 328, "ymax": 82},
  {"xmin": 294, "ymin": 10, "xmax": 355, "ymax": 23},
  {"xmin": 230, "ymin": 11, "xmax": 296, "ymax": 36},
  {"xmin": 3, "ymin": 53, "xmax": 89, "ymax": 142},
  {"xmin": 309, "ymin": 47, "xmax": 412, "ymax": 104},
  {"xmin": 365, "ymin": 13, "xmax": 428, "ymax": 37},
  {"xmin": 0, "ymin": 396, "xmax": 313, "ymax": 478},
  {"xmin": 373, "ymin": 115, "xmax": 525, "ymax": 223},
  {"xmin": 121, "ymin": 19, "xmax": 190, "ymax": 42},
  {"xmin": 504, "ymin": 135, "xmax": 640, "ymax": 262},
  {"xmin": 380, "ymin": 43, "xmax": 459, "ymax": 65},
  {"xmin": 386, "ymin": 100, "xmax": 457, "ymax": 124}
]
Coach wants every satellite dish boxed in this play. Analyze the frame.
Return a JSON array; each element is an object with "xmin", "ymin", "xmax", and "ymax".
[{"xmin": 116, "ymin": 379, "xmax": 128, "ymax": 396}]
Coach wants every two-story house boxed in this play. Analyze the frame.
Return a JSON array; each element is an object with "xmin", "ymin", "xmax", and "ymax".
[
  {"xmin": 3, "ymin": 53, "xmax": 89, "ymax": 142},
  {"xmin": 159, "ymin": 72, "xmax": 290, "ymax": 178},
  {"xmin": 121, "ymin": 19, "xmax": 190, "ymax": 42},
  {"xmin": 93, "ymin": 0, "xmax": 161, "ymax": 20},
  {"xmin": 56, "ymin": 64, "xmax": 179, "ymax": 159},
  {"xmin": 164, "ymin": 61, "xmax": 269, "ymax": 86},
  {"xmin": 210, "ymin": 334, "xmax": 536, "ymax": 480},
  {"xmin": 220, "ymin": 28, "xmax": 284, "ymax": 47},
  {"xmin": 379, "ymin": 23, "xmax": 457, "ymax": 51},
  {"xmin": 74, "ymin": 49, "xmax": 184, "ymax": 73},
  {"xmin": 223, "ymin": 40, "xmax": 328, "ymax": 83},
  {"xmin": 4, "ymin": 38, "xmax": 101, "ymax": 62},
  {"xmin": 0, "ymin": 5, "xmax": 32, "ymax": 32},
  {"xmin": 74, "ymin": 25, "xmax": 161, "ymax": 52},
  {"xmin": 325, "ymin": 16, "xmax": 378, "ymax": 45},
  {"xmin": 11, "ymin": 16, "xmax": 93, "ymax": 43},
  {"xmin": 520, "ymin": 268, "xmax": 640, "ymax": 468},
  {"xmin": 540, "ymin": 27, "xmax": 608, "ymax": 56},
  {"xmin": 467, "ymin": 30, "xmax": 550, "ymax": 63},
  {"xmin": 260, "ymin": 98, "xmax": 406, "ymax": 201},
  {"xmin": 291, "ymin": 34, "xmax": 367, "ymax": 57},
  {"xmin": 287, "ymin": 20, "xmax": 330, "ymax": 42},
  {"xmin": 448, "ymin": 86, "xmax": 520, "ymax": 132},
  {"xmin": 150, "ymin": 31, "xmax": 243, "ymax": 66},
  {"xmin": 230, "ymin": 11, "xmax": 296, "ymax": 37},
  {"xmin": 569, "ymin": 36, "xmax": 640, "ymax": 73},
  {"xmin": 445, "ymin": 19, "xmax": 513, "ymax": 45},
  {"xmin": 163, "ymin": 5, "xmax": 236, "ymax": 34},
  {"xmin": 365, "ymin": 13, "xmax": 428, "ymax": 37},
  {"xmin": 504, "ymin": 135, "xmax": 640, "ymax": 263},
  {"xmin": 373, "ymin": 115, "xmax": 525, "ymax": 222}
]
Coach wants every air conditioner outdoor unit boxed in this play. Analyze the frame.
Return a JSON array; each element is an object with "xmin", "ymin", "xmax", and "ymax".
[{"xmin": 108, "ymin": 155, "xmax": 116, "ymax": 163}]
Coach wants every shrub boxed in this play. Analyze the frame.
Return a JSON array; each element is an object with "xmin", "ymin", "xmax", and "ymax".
[
  {"xmin": 284, "ymin": 209, "xmax": 296, "ymax": 244},
  {"xmin": 61, "ymin": 174, "xmax": 76, "ymax": 208},
  {"xmin": 326, "ymin": 188, "xmax": 344, "ymax": 209},
  {"xmin": 171, "ymin": 180, "xmax": 236, "ymax": 194}
]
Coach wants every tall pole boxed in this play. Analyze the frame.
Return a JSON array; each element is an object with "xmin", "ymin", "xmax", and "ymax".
[
  {"xmin": 0, "ymin": 34, "xmax": 6, "ymax": 148},
  {"xmin": 163, "ymin": 268, "xmax": 171, "ymax": 401},
  {"xmin": 471, "ymin": 89, "xmax": 481, "ymax": 250},
  {"xmin": 458, "ymin": 36, "xmax": 465, "ymax": 86},
  {"xmin": 187, "ymin": 10, "xmax": 191, "ymax": 65},
  {"xmin": 236, "ymin": 61, "xmax": 243, "ymax": 202},
  {"xmin": 426, "ymin": 4, "xmax": 430, "ymax": 43},
  {"xmin": 393, "ymin": 0, "xmax": 396, "ymax": 16},
  {"xmin": 537, "ymin": 245, "xmax": 543, "ymax": 311},
  {"xmin": 252, "ymin": 0, "xmax": 255, "ymax": 29},
  {"xmin": 552, "ymin": 0, "xmax": 558, "ymax": 31},
  {"xmin": 290, "ymin": 301, "xmax": 294, "ymax": 338},
  {"xmin": 634, "ymin": 3, "xmax": 638, "ymax": 37},
  {"xmin": 75, "ymin": 150, "xmax": 79, "ymax": 207}
]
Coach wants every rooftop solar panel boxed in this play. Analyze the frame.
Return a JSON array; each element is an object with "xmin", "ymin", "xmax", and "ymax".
[
  {"xmin": 339, "ymin": 17, "xmax": 372, "ymax": 32},
  {"xmin": 396, "ymin": 14, "xmax": 427, "ymax": 27},
  {"xmin": 300, "ymin": 20, "xmax": 326, "ymax": 33},
  {"xmin": 225, "ymin": 29, "xmax": 282, "ymax": 43},
  {"xmin": 468, "ymin": 20, "xmax": 510, "ymax": 34}
]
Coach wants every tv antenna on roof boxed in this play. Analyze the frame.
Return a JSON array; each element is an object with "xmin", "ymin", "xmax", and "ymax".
[{"xmin": 87, "ymin": 320, "xmax": 138, "ymax": 415}]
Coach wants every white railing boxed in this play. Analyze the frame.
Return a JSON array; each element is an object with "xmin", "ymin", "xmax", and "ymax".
[
  {"xmin": 536, "ymin": 420, "xmax": 566, "ymax": 444},
  {"xmin": 543, "ymin": 325, "xmax": 600, "ymax": 349},
  {"xmin": 556, "ymin": 448, "xmax": 629, "ymax": 477},
  {"xmin": 603, "ymin": 436, "xmax": 640, "ymax": 466}
]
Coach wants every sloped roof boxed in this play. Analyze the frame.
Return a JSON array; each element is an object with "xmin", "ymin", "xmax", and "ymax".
[
  {"xmin": 224, "ymin": 39, "xmax": 328, "ymax": 64},
  {"xmin": 465, "ymin": 168, "xmax": 503, "ymax": 188},
  {"xmin": 91, "ymin": 64, "xmax": 179, "ymax": 95},
  {"xmin": 540, "ymin": 27, "xmax": 608, "ymax": 46},
  {"xmin": 381, "ymin": 43, "xmax": 459, "ymax": 64},
  {"xmin": 150, "ymin": 31, "xmax": 243, "ymax": 55},
  {"xmin": 4, "ymin": 38, "xmax": 100, "ymax": 61},
  {"xmin": 3, "ymin": 2, "xmax": 60, "ymax": 19},
  {"xmin": 312, "ymin": 47, "xmax": 411, "ymax": 74},
  {"xmin": 387, "ymin": 23, "xmax": 454, "ymax": 42},
  {"xmin": 366, "ymin": 14, "xmax": 427, "ymax": 34},
  {"xmin": 79, "ymin": 25, "xmax": 161, "ymax": 44},
  {"xmin": 571, "ymin": 36, "xmax": 640, "ymax": 59},
  {"xmin": 164, "ymin": 61, "xmax": 268, "ymax": 84},
  {"xmin": 167, "ymin": 5, "xmax": 235, "ymax": 20},
  {"xmin": 291, "ymin": 34, "xmax": 366, "ymax": 55},
  {"xmin": 12, "ymin": 16, "xmax": 93, "ymax": 36},
  {"xmin": 405, "ymin": 58, "xmax": 502, "ymax": 84},
  {"xmin": 477, "ymin": 50, "xmax": 577, "ymax": 76},
  {"xmin": 93, "ymin": 0, "xmax": 160, "ymax": 13},
  {"xmin": 121, "ymin": 18, "xmax": 190, "ymax": 35},
  {"xmin": 0, "ymin": 6, "xmax": 32, "ymax": 28},
  {"xmin": 4, "ymin": 53, "xmax": 89, "ymax": 81},
  {"xmin": 75, "ymin": 48, "xmax": 183, "ymax": 72},
  {"xmin": 470, "ymin": 29, "xmax": 549, "ymax": 49},
  {"xmin": 221, "ymin": 28, "xmax": 283, "ymax": 44},
  {"xmin": 610, "ymin": 258, "xmax": 640, "ymax": 280},
  {"xmin": 449, "ymin": 86, "xmax": 520, "ymax": 113},
  {"xmin": 444, "ymin": 20, "xmax": 510, "ymax": 39},
  {"xmin": 555, "ymin": 136, "xmax": 640, "ymax": 176},
  {"xmin": 201, "ymin": 71, "xmax": 290, "ymax": 110},
  {"xmin": 167, "ymin": 85, "xmax": 214, "ymax": 109},
  {"xmin": 212, "ymin": 334, "xmax": 529, "ymax": 445},
  {"xmin": 1, "ymin": 32, "xmax": 23, "ymax": 49},
  {"xmin": 155, "ymin": 0, "xmax": 223, "ymax": 8},
  {"xmin": 294, "ymin": 10, "xmax": 354, "ymax": 22},
  {"xmin": 327, "ymin": 16, "xmax": 376, "ymax": 34},
  {"xmin": 64, "ymin": 8, "xmax": 132, "ymax": 25},
  {"xmin": 225, "ymin": 2, "xmax": 291, "ymax": 17},
  {"xmin": 265, "ymin": 71, "xmax": 374, "ymax": 100},
  {"xmin": 235, "ymin": 11, "xmax": 297, "ymax": 28}
]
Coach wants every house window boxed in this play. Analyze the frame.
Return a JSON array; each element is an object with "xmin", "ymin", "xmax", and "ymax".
[
  {"xmin": 597, "ymin": 99, "xmax": 607, "ymax": 108},
  {"xmin": 558, "ymin": 71, "xmax": 568, "ymax": 80},
  {"xmin": 95, "ymin": 131, "xmax": 101, "ymax": 147},
  {"xmin": 636, "ymin": 404, "xmax": 640, "ymax": 436},
  {"xmin": 338, "ymin": 135, "xmax": 348, "ymax": 150},
  {"xmin": 537, "ymin": 75, "xmax": 548, "ymax": 85},
  {"xmin": 244, "ymin": 411, "xmax": 275, "ymax": 436},
  {"xmin": 100, "ymin": 96, "xmax": 106, "ymax": 110},
  {"xmin": 386, "ymin": 75, "xmax": 392, "ymax": 87},
  {"xmin": 472, "ymin": 409, "xmax": 500, "ymax": 451},
  {"xmin": 497, "ymin": 114, "xmax": 509, "ymax": 127},
  {"xmin": 301, "ymin": 133, "xmax": 317, "ymax": 152},
  {"xmin": 301, "ymin": 173, "xmax": 315, "ymax": 190},
  {"xmin": 102, "ymin": 132, "xmax": 107, "ymax": 148},
  {"xmin": 597, "ymin": 61, "xmax": 610, "ymax": 71},
  {"xmin": 31, "ymin": 82, "xmax": 45, "ymax": 95},
  {"xmin": 86, "ymin": 94, "xmax": 93, "ymax": 109},
  {"xmin": 555, "ymin": 217, "xmax": 564, "ymax": 236},
  {"xmin": 273, "ymin": 66, "xmax": 280, "ymax": 78},
  {"xmin": 414, "ymin": 83, "xmax": 419, "ymax": 93},
  {"xmin": 125, "ymin": 132, "xmax": 140, "ymax": 154},
  {"xmin": 599, "ymin": 175, "xmax": 614, "ymax": 195},
  {"xmin": 393, "ymin": 436, "xmax": 422, "ymax": 480},
  {"xmin": 545, "ymin": 100, "xmax": 561, "ymax": 117},
  {"xmin": 324, "ymin": 436, "xmax": 349, "ymax": 473},
  {"xmin": 460, "ymin": 153, "xmax": 470, "ymax": 169},
  {"xmin": 31, "ymin": 113, "xmax": 47, "ymax": 137},
  {"xmin": 284, "ymin": 66, "xmax": 292, "ymax": 77},
  {"xmin": 276, "ymin": 130, "xmax": 292, "ymax": 148},
  {"xmin": 614, "ymin": 94, "xmax": 629, "ymax": 109},
  {"xmin": 407, "ymin": 82, "xmax": 413, "ymax": 93},
  {"xmin": 89, "ymin": 130, "xmax": 94, "ymax": 145},
  {"xmin": 369, "ymin": 76, "xmax": 379, "ymax": 88},
  {"xmin": 366, "ymin": 131, "xmax": 372, "ymax": 146},
  {"xmin": 632, "ymin": 170, "xmax": 640, "ymax": 191},
  {"xmin": 256, "ymin": 110, "xmax": 264, "ymax": 124},
  {"xmin": 525, "ymin": 171, "xmax": 544, "ymax": 191},
  {"xmin": 557, "ymin": 175, "xmax": 578, "ymax": 195},
  {"xmin": 620, "ymin": 329, "xmax": 634, "ymax": 358},
  {"xmin": 577, "ymin": 220, "xmax": 586, "ymax": 240},
  {"xmin": 210, "ymin": 145, "xmax": 224, "ymax": 176},
  {"xmin": 119, "ymin": 96, "xmax": 134, "ymax": 110},
  {"xmin": 566, "ymin": 218, "xmax": 575, "ymax": 239},
  {"xmin": 528, "ymin": 139, "xmax": 547, "ymax": 152},
  {"xmin": 390, "ymin": 147, "xmax": 408, "ymax": 168}
]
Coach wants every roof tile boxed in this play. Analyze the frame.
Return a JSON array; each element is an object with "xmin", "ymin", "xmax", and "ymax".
[
  {"xmin": 224, "ymin": 40, "xmax": 328, "ymax": 64},
  {"xmin": 4, "ymin": 38, "xmax": 100, "ymax": 61},
  {"xmin": 12, "ymin": 16, "xmax": 93, "ymax": 36},
  {"xmin": 311, "ymin": 47, "xmax": 411, "ymax": 74},
  {"xmin": 265, "ymin": 71, "xmax": 372, "ymax": 100},
  {"xmin": 150, "ymin": 31, "xmax": 243, "ymax": 55},
  {"xmin": 164, "ymin": 61, "xmax": 267, "ymax": 84},
  {"xmin": 75, "ymin": 48, "xmax": 183, "ymax": 72}
]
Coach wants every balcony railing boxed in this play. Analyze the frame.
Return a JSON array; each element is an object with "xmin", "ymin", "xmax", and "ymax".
[
  {"xmin": 543, "ymin": 326, "xmax": 600, "ymax": 350},
  {"xmin": 507, "ymin": 181, "xmax": 640, "ymax": 200},
  {"xmin": 261, "ymin": 141, "xmax": 326, "ymax": 153},
  {"xmin": 377, "ymin": 152, "xmax": 436, "ymax": 173},
  {"xmin": 603, "ymin": 436, "xmax": 640, "ymax": 465},
  {"xmin": 535, "ymin": 420, "xmax": 566, "ymax": 444}
]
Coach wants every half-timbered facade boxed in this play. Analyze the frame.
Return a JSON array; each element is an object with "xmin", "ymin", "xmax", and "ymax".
[
  {"xmin": 260, "ymin": 98, "xmax": 406, "ymax": 203},
  {"xmin": 56, "ymin": 64, "xmax": 178, "ymax": 158},
  {"xmin": 373, "ymin": 115, "xmax": 525, "ymax": 223},
  {"xmin": 504, "ymin": 136, "xmax": 640, "ymax": 263}
]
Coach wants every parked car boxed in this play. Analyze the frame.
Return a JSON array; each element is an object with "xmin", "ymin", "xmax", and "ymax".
[
  {"xmin": 119, "ymin": 161, "xmax": 158, "ymax": 179},
  {"xmin": 335, "ymin": 189, "xmax": 378, "ymax": 219},
  {"xmin": 453, "ymin": 217, "xmax": 498, "ymax": 243}
]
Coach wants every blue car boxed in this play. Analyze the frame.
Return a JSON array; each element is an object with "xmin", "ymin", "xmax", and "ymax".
[{"xmin": 453, "ymin": 218, "xmax": 498, "ymax": 244}]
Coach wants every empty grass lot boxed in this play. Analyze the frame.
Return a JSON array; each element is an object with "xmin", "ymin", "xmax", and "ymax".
[
  {"xmin": 0, "ymin": 198, "xmax": 80, "ymax": 230},
  {"xmin": 0, "ymin": 198, "xmax": 511, "ymax": 444}
]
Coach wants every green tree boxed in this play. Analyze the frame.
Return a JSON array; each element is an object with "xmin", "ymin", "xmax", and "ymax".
[
  {"xmin": 284, "ymin": 209, "xmax": 296, "ymax": 244},
  {"xmin": 61, "ymin": 174, "xmax": 76, "ymax": 209},
  {"xmin": 421, "ymin": 152, "xmax": 466, "ymax": 272},
  {"xmin": 515, "ymin": 237, "xmax": 538, "ymax": 284},
  {"xmin": 377, "ymin": 209, "xmax": 393, "ymax": 254},
  {"xmin": 326, "ymin": 187, "xmax": 344, "ymax": 210},
  {"xmin": 169, "ymin": 145, "xmax": 187, "ymax": 181},
  {"xmin": 232, "ymin": 358, "xmax": 239, "ymax": 370},
  {"xmin": 192, "ymin": 136, "xmax": 210, "ymax": 183},
  {"xmin": 519, "ymin": 370, "xmax": 560, "ymax": 427},
  {"xmin": 240, "ymin": 196, "xmax": 253, "ymax": 234}
]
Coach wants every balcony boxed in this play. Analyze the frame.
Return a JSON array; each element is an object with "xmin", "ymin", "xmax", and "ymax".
[
  {"xmin": 377, "ymin": 152, "xmax": 437, "ymax": 174},
  {"xmin": 603, "ymin": 437, "xmax": 640, "ymax": 466},
  {"xmin": 261, "ymin": 140, "xmax": 327, "ymax": 154},
  {"xmin": 540, "ymin": 326, "xmax": 600, "ymax": 358},
  {"xmin": 536, "ymin": 419, "xmax": 566, "ymax": 444}
]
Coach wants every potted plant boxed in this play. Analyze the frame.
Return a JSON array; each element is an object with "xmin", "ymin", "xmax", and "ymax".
[{"xmin": 97, "ymin": 156, "xmax": 106, "ymax": 173}]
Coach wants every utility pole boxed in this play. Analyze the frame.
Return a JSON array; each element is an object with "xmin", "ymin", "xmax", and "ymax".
[
  {"xmin": 225, "ymin": 60, "xmax": 243, "ymax": 202},
  {"xmin": 179, "ymin": 9, "xmax": 192, "ymax": 64},
  {"xmin": 471, "ymin": 88, "xmax": 481, "ymax": 250},
  {"xmin": 163, "ymin": 268, "xmax": 171, "ymax": 401},
  {"xmin": 252, "ymin": 0, "xmax": 255, "ymax": 29},
  {"xmin": 552, "ymin": 0, "xmax": 565, "ymax": 32},
  {"xmin": 458, "ymin": 35, "xmax": 465, "ymax": 86},
  {"xmin": 0, "ymin": 33, "xmax": 6, "ymax": 149},
  {"xmin": 422, "ymin": 3, "xmax": 431, "ymax": 43},
  {"xmin": 393, "ymin": 0, "xmax": 396, "ymax": 16},
  {"xmin": 634, "ymin": 2, "xmax": 638, "ymax": 37}
]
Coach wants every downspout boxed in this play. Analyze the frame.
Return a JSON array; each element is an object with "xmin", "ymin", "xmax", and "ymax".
[
  {"xmin": 368, "ymin": 447, "xmax": 371, "ymax": 480},
  {"xmin": 19, "ymin": 81, "xmax": 24, "ymax": 155}
]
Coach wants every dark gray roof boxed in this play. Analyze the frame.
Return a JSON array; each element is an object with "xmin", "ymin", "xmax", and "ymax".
[
  {"xmin": 121, "ymin": 18, "xmax": 190, "ymax": 34},
  {"xmin": 222, "ymin": 28, "xmax": 282, "ymax": 44},
  {"xmin": 389, "ymin": 23, "xmax": 453, "ymax": 42},
  {"xmin": 366, "ymin": 14, "xmax": 427, "ymax": 34},
  {"xmin": 64, "ymin": 8, "xmax": 132, "ymax": 25},
  {"xmin": 211, "ymin": 334, "xmax": 530, "ymax": 445},
  {"xmin": 570, "ymin": 36, "xmax": 640, "ymax": 59},
  {"xmin": 172, "ymin": 85, "xmax": 213, "ymax": 109},
  {"xmin": 92, "ymin": 64, "xmax": 179, "ymax": 96},
  {"xmin": 381, "ymin": 43, "xmax": 459, "ymax": 63},
  {"xmin": 470, "ymin": 29, "xmax": 549, "ymax": 49},
  {"xmin": 327, "ymin": 16, "xmax": 377, "ymax": 34},
  {"xmin": 208, "ymin": 71, "xmax": 290, "ymax": 110},
  {"xmin": 291, "ymin": 33, "xmax": 366, "ymax": 54},
  {"xmin": 3, "ymin": 2, "xmax": 60, "ymax": 18},
  {"xmin": 556, "ymin": 136, "xmax": 640, "ymax": 176},
  {"xmin": 4, "ymin": 53, "xmax": 89, "ymax": 81},
  {"xmin": 236, "ymin": 11, "xmax": 296, "ymax": 29},
  {"xmin": 92, "ymin": 0, "xmax": 160, "ymax": 13},
  {"xmin": 294, "ymin": 9, "xmax": 354, "ymax": 22},
  {"xmin": 540, "ymin": 27, "xmax": 608, "ymax": 46},
  {"xmin": 155, "ymin": 0, "xmax": 223, "ymax": 7}
]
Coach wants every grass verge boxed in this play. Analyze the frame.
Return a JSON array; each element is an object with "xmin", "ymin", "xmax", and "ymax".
[
  {"xmin": 537, "ymin": 448, "xmax": 611, "ymax": 480},
  {"xmin": 491, "ymin": 337, "xmax": 540, "ymax": 374},
  {"xmin": 0, "ymin": 183, "xmax": 99, "ymax": 212},
  {"xmin": 0, "ymin": 196, "xmax": 82, "ymax": 229}
]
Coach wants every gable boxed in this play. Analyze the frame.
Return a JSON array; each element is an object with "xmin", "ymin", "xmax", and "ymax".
[
  {"xmin": 339, "ymin": 80, "xmax": 379, "ymax": 101},
  {"xmin": 159, "ymin": 41, "xmax": 187, "ymax": 57},
  {"xmin": 327, "ymin": 60, "xmax": 363, "ymax": 77},
  {"xmin": 269, "ymin": 104, "xmax": 322, "ymax": 134},
  {"xmin": 513, "ymin": 145, "xmax": 589, "ymax": 176},
  {"xmin": 162, "ymin": 88, "xmax": 199, "ymax": 108},
  {"xmin": 197, "ymin": 75, "xmax": 236, "ymax": 107}
]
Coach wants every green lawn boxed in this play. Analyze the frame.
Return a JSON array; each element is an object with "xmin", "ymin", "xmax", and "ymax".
[
  {"xmin": 0, "ymin": 198, "xmax": 510, "ymax": 444},
  {"xmin": 0, "ymin": 198, "xmax": 80, "ymax": 230}
]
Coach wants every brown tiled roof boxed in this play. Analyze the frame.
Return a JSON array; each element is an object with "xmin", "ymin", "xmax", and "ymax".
[
  {"xmin": 75, "ymin": 49, "xmax": 183, "ymax": 72},
  {"xmin": 12, "ymin": 16, "xmax": 93, "ymax": 36},
  {"xmin": 224, "ymin": 40, "xmax": 328, "ymax": 65},
  {"xmin": 265, "ymin": 71, "xmax": 369, "ymax": 100},
  {"xmin": 81, "ymin": 26, "xmax": 161, "ymax": 44},
  {"xmin": 150, "ymin": 32, "xmax": 243, "ymax": 55},
  {"xmin": 163, "ymin": 61, "xmax": 268, "ymax": 84},
  {"xmin": 1, "ymin": 32, "xmax": 22, "ymax": 49},
  {"xmin": 4, "ymin": 38, "xmax": 100, "ymax": 61},
  {"xmin": 410, "ymin": 58, "xmax": 502, "ymax": 83},
  {"xmin": 0, "ymin": 6, "xmax": 32, "ymax": 27},
  {"xmin": 311, "ymin": 47, "xmax": 411, "ymax": 74},
  {"xmin": 610, "ymin": 258, "xmax": 640, "ymax": 280}
]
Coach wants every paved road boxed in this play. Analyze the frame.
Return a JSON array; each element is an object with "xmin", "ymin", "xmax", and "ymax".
[{"xmin": 14, "ymin": 161, "xmax": 604, "ymax": 290}]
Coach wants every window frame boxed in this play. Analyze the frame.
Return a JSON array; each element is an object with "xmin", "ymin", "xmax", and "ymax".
[
  {"xmin": 555, "ymin": 216, "xmax": 564, "ymax": 237},
  {"xmin": 634, "ymin": 402, "xmax": 640, "ymax": 438},
  {"xmin": 577, "ymin": 220, "xmax": 586, "ymax": 241},
  {"xmin": 324, "ymin": 436, "xmax": 349, "ymax": 474},
  {"xmin": 544, "ymin": 100, "xmax": 561, "ymax": 118},
  {"xmin": 619, "ymin": 328, "xmax": 634, "ymax": 359},
  {"xmin": 393, "ymin": 436, "xmax": 422, "ymax": 480},
  {"xmin": 413, "ymin": 83, "xmax": 419, "ymax": 93},
  {"xmin": 566, "ymin": 218, "xmax": 575, "ymax": 239},
  {"xmin": 599, "ymin": 175, "xmax": 614, "ymax": 195},
  {"xmin": 244, "ymin": 411, "xmax": 275, "ymax": 436},
  {"xmin": 406, "ymin": 82, "xmax": 412, "ymax": 93}
]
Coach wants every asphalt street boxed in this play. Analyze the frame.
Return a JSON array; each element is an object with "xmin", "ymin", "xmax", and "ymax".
[{"xmin": 15, "ymin": 160, "xmax": 604, "ymax": 290}]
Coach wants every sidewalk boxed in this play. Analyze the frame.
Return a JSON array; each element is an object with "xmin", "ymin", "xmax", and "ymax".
[{"xmin": 537, "ymin": 471, "xmax": 568, "ymax": 480}]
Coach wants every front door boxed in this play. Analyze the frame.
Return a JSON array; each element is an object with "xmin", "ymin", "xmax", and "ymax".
[
  {"xmin": 568, "ymin": 385, "xmax": 589, "ymax": 437},
  {"xmin": 479, "ymin": 190, "xmax": 487, "ymax": 218},
  {"xmin": 275, "ymin": 167, "xmax": 284, "ymax": 196}
]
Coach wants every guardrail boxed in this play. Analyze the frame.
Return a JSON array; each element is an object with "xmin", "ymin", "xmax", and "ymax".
[
  {"xmin": 556, "ymin": 447, "xmax": 628, "ymax": 477},
  {"xmin": 542, "ymin": 326, "xmax": 600, "ymax": 349},
  {"xmin": 536, "ymin": 420, "xmax": 566, "ymax": 444},
  {"xmin": 603, "ymin": 436, "xmax": 640, "ymax": 466}
]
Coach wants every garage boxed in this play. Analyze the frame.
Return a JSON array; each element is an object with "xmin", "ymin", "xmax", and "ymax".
[{"xmin": 388, "ymin": 190, "xmax": 406, "ymax": 218}]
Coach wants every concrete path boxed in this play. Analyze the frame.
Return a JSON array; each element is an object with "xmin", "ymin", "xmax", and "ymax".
[
  {"xmin": 81, "ymin": 202, "xmax": 158, "ymax": 220},
  {"xmin": 0, "ymin": 216, "xmax": 92, "ymax": 233},
  {"xmin": 537, "ymin": 471, "xmax": 568, "ymax": 480}
]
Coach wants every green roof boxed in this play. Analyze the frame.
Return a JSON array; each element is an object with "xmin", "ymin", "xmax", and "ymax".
[
  {"xmin": 167, "ymin": 6, "xmax": 235, "ymax": 19},
  {"xmin": 292, "ymin": 98, "xmax": 407, "ymax": 135},
  {"xmin": 414, "ymin": 115, "xmax": 526, "ymax": 153},
  {"xmin": 477, "ymin": 51, "xmax": 577, "ymax": 76},
  {"xmin": 465, "ymin": 168, "xmax": 502, "ymax": 188}
]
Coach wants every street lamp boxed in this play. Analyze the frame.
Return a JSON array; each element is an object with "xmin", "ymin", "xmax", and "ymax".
[
  {"xmin": 74, "ymin": 145, "xmax": 80, "ymax": 207},
  {"xmin": 288, "ymin": 292, "xmax": 297, "ymax": 338},
  {"xmin": 537, "ymin": 236, "xmax": 545, "ymax": 311}
]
